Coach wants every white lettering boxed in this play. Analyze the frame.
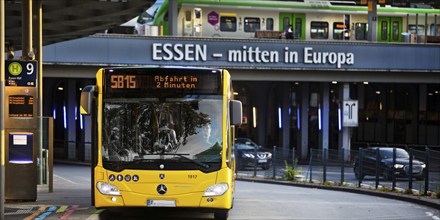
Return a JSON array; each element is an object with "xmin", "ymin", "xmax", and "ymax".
[
  {"xmin": 152, "ymin": 43, "xmax": 162, "ymax": 60},
  {"xmin": 304, "ymin": 47, "xmax": 355, "ymax": 68},
  {"xmin": 195, "ymin": 44, "xmax": 207, "ymax": 61},
  {"xmin": 228, "ymin": 46, "xmax": 278, "ymax": 63},
  {"xmin": 346, "ymin": 53, "xmax": 354, "ymax": 65},
  {"xmin": 304, "ymin": 47, "xmax": 313, "ymax": 64},
  {"xmin": 185, "ymin": 44, "xmax": 194, "ymax": 61},
  {"xmin": 162, "ymin": 44, "xmax": 173, "ymax": 61},
  {"xmin": 328, "ymin": 53, "xmax": 337, "ymax": 64},
  {"xmin": 154, "ymin": 44, "xmax": 355, "ymax": 69},
  {"xmin": 174, "ymin": 44, "xmax": 184, "ymax": 60},
  {"xmin": 150, "ymin": 43, "xmax": 207, "ymax": 61}
]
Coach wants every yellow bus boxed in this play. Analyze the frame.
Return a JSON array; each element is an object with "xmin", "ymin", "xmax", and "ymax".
[{"xmin": 80, "ymin": 66, "xmax": 242, "ymax": 220}]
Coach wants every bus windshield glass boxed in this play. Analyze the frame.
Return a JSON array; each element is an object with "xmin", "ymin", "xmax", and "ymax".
[{"xmin": 101, "ymin": 96, "xmax": 223, "ymax": 172}]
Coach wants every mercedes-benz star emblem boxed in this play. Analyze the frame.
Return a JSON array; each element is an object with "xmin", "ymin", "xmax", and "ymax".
[{"xmin": 157, "ymin": 184, "xmax": 167, "ymax": 195}]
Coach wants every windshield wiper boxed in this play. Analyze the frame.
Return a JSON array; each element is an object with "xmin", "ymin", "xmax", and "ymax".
[
  {"xmin": 167, "ymin": 153, "xmax": 210, "ymax": 169},
  {"xmin": 135, "ymin": 153, "xmax": 210, "ymax": 169}
]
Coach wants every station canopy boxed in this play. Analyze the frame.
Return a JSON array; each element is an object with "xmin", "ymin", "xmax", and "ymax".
[{"xmin": 5, "ymin": 0, "xmax": 153, "ymax": 50}]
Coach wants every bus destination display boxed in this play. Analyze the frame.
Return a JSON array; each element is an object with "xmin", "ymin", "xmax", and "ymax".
[
  {"xmin": 9, "ymin": 95, "xmax": 34, "ymax": 117},
  {"xmin": 105, "ymin": 70, "xmax": 220, "ymax": 95}
]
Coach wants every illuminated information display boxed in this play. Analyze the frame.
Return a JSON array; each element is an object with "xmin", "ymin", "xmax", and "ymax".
[
  {"xmin": 9, "ymin": 95, "xmax": 34, "ymax": 117},
  {"xmin": 104, "ymin": 68, "xmax": 221, "ymax": 96}
]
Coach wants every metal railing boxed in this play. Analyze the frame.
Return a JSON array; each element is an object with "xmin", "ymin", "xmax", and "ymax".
[{"xmin": 236, "ymin": 146, "xmax": 440, "ymax": 197}]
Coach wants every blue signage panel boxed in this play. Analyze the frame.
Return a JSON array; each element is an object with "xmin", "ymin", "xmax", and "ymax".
[
  {"xmin": 42, "ymin": 36, "xmax": 440, "ymax": 72},
  {"xmin": 5, "ymin": 60, "xmax": 38, "ymax": 87}
]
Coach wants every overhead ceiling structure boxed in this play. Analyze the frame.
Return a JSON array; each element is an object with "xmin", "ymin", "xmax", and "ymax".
[
  {"xmin": 5, "ymin": 0, "xmax": 153, "ymax": 50},
  {"xmin": 4, "ymin": 0, "xmax": 438, "ymax": 51}
]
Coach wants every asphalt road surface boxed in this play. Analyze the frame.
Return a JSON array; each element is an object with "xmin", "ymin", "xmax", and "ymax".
[{"xmin": 6, "ymin": 163, "xmax": 439, "ymax": 220}]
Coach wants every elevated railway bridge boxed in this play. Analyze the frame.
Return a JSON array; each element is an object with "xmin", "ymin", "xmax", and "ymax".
[{"xmin": 31, "ymin": 34, "xmax": 440, "ymax": 161}]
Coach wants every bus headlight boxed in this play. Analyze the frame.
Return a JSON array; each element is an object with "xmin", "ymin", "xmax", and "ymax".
[
  {"xmin": 97, "ymin": 181, "xmax": 121, "ymax": 196},
  {"xmin": 203, "ymin": 183, "xmax": 228, "ymax": 196}
]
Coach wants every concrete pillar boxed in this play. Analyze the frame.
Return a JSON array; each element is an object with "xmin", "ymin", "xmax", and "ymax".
[
  {"xmin": 22, "ymin": 0, "xmax": 33, "ymax": 60},
  {"xmin": 321, "ymin": 83, "xmax": 329, "ymax": 151},
  {"xmin": 254, "ymin": 83, "xmax": 270, "ymax": 149},
  {"xmin": 282, "ymin": 83, "xmax": 290, "ymax": 155},
  {"xmin": 67, "ymin": 80, "xmax": 77, "ymax": 160},
  {"xmin": 168, "ymin": 0, "xmax": 178, "ymax": 36},
  {"xmin": 419, "ymin": 85, "xmax": 427, "ymax": 144},
  {"xmin": 300, "ymin": 84, "xmax": 309, "ymax": 160},
  {"xmin": 341, "ymin": 83, "xmax": 350, "ymax": 153},
  {"xmin": 367, "ymin": 0, "xmax": 377, "ymax": 42}
]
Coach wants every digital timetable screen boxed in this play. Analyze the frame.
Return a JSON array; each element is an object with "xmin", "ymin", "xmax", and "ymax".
[{"xmin": 9, "ymin": 95, "xmax": 34, "ymax": 117}]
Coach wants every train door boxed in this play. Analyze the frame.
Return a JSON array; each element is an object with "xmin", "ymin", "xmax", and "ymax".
[
  {"xmin": 193, "ymin": 8, "xmax": 202, "ymax": 36},
  {"xmin": 182, "ymin": 8, "xmax": 202, "ymax": 36},
  {"xmin": 377, "ymin": 16, "xmax": 402, "ymax": 42},
  {"xmin": 279, "ymin": 13, "xmax": 305, "ymax": 40}
]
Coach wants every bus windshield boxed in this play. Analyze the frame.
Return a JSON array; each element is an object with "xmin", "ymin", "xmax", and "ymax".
[{"xmin": 101, "ymin": 95, "xmax": 223, "ymax": 172}]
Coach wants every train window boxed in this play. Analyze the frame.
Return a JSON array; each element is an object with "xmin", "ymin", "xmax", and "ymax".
[
  {"xmin": 333, "ymin": 22, "xmax": 346, "ymax": 40},
  {"xmin": 310, "ymin": 21, "xmax": 328, "ymax": 39},
  {"xmin": 381, "ymin": 21, "xmax": 388, "ymax": 40},
  {"xmin": 295, "ymin": 18, "xmax": 302, "ymax": 39},
  {"xmin": 283, "ymin": 17, "xmax": 290, "ymax": 32},
  {"xmin": 266, "ymin": 18, "xmax": 274, "ymax": 31},
  {"xmin": 244, "ymin": 17, "xmax": 260, "ymax": 32},
  {"xmin": 185, "ymin": 11, "xmax": 191, "ymax": 22},
  {"xmin": 409, "ymin": 25, "xmax": 425, "ymax": 35},
  {"xmin": 220, "ymin": 16, "xmax": 237, "ymax": 32},
  {"xmin": 355, "ymin": 23, "xmax": 367, "ymax": 40},
  {"xmin": 392, "ymin": 21, "xmax": 399, "ymax": 41},
  {"xmin": 194, "ymin": 9, "xmax": 201, "ymax": 19},
  {"xmin": 430, "ymin": 24, "xmax": 440, "ymax": 36}
]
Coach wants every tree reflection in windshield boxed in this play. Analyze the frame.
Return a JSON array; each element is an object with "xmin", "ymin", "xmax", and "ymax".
[{"xmin": 102, "ymin": 98, "xmax": 222, "ymax": 163}]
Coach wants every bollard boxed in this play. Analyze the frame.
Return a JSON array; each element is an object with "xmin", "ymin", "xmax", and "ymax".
[
  {"xmin": 340, "ymin": 148, "xmax": 345, "ymax": 185},
  {"xmin": 375, "ymin": 148, "xmax": 380, "ymax": 189},
  {"xmin": 409, "ymin": 150, "xmax": 413, "ymax": 190},
  {"xmin": 309, "ymin": 149, "xmax": 313, "ymax": 183},
  {"xmin": 424, "ymin": 147, "xmax": 429, "ymax": 196},
  {"xmin": 292, "ymin": 148, "xmax": 295, "ymax": 168},
  {"xmin": 273, "ymin": 146, "xmax": 277, "ymax": 179},
  {"xmin": 323, "ymin": 149, "xmax": 327, "ymax": 183},
  {"xmin": 392, "ymin": 148, "xmax": 396, "ymax": 190},
  {"xmin": 358, "ymin": 148, "xmax": 363, "ymax": 187},
  {"xmin": 253, "ymin": 144, "xmax": 257, "ymax": 177}
]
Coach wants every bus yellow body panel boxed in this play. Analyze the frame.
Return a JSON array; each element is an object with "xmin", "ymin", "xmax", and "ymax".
[
  {"xmin": 81, "ymin": 67, "xmax": 241, "ymax": 219},
  {"xmin": 94, "ymin": 166, "xmax": 234, "ymax": 208}
]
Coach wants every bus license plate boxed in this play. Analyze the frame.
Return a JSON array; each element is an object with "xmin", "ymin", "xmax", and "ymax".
[{"xmin": 147, "ymin": 200, "xmax": 176, "ymax": 207}]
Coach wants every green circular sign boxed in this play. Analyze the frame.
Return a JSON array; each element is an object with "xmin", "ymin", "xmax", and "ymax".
[{"xmin": 8, "ymin": 62, "xmax": 23, "ymax": 76}]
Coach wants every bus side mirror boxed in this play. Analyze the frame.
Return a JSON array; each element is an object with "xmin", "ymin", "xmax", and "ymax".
[
  {"xmin": 230, "ymin": 100, "xmax": 242, "ymax": 126},
  {"xmin": 80, "ymin": 85, "xmax": 97, "ymax": 115}
]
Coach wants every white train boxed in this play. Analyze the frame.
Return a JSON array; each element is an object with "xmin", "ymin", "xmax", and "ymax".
[{"xmin": 134, "ymin": 0, "xmax": 440, "ymax": 43}]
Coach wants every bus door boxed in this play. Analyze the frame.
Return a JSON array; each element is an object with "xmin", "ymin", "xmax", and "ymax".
[
  {"xmin": 377, "ymin": 16, "xmax": 402, "ymax": 42},
  {"xmin": 279, "ymin": 13, "xmax": 305, "ymax": 40}
]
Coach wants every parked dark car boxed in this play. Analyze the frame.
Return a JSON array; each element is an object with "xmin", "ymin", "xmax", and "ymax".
[
  {"xmin": 234, "ymin": 138, "xmax": 272, "ymax": 170},
  {"xmin": 353, "ymin": 147, "xmax": 425, "ymax": 181}
]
